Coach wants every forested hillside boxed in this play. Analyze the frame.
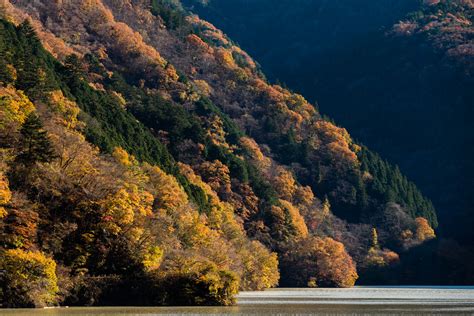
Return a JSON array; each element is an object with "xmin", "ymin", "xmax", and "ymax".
[
  {"xmin": 0, "ymin": 0, "xmax": 442, "ymax": 307},
  {"xmin": 185, "ymin": 0, "xmax": 474, "ymax": 284}
]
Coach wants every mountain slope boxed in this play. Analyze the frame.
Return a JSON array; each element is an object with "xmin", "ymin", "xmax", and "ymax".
[
  {"xmin": 0, "ymin": 0, "xmax": 440, "ymax": 307},
  {"xmin": 185, "ymin": 0, "xmax": 474, "ymax": 258}
]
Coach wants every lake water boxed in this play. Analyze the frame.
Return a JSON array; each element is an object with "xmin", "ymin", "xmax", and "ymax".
[{"xmin": 2, "ymin": 286, "xmax": 474, "ymax": 315}]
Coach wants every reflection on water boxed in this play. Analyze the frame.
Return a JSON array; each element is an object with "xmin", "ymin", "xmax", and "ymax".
[{"xmin": 2, "ymin": 286, "xmax": 474, "ymax": 315}]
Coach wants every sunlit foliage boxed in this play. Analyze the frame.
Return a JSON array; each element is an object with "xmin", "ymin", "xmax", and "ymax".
[
  {"xmin": 280, "ymin": 237, "xmax": 358, "ymax": 288},
  {"xmin": 0, "ymin": 249, "xmax": 59, "ymax": 307},
  {"xmin": 0, "ymin": 172, "xmax": 11, "ymax": 218},
  {"xmin": 415, "ymin": 217, "xmax": 436, "ymax": 242}
]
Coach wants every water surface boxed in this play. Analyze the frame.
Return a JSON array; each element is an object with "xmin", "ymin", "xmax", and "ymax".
[{"xmin": 2, "ymin": 286, "xmax": 474, "ymax": 315}]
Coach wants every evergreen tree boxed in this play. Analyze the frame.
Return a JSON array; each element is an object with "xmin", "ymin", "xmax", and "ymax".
[
  {"xmin": 0, "ymin": 33, "xmax": 14, "ymax": 84},
  {"xmin": 18, "ymin": 20, "xmax": 40, "ymax": 47},
  {"xmin": 356, "ymin": 176, "xmax": 369, "ymax": 211},
  {"xmin": 14, "ymin": 20, "xmax": 56, "ymax": 99},
  {"xmin": 16, "ymin": 113, "xmax": 56, "ymax": 166},
  {"xmin": 16, "ymin": 56, "xmax": 42, "ymax": 96},
  {"xmin": 278, "ymin": 128, "xmax": 303, "ymax": 164},
  {"xmin": 63, "ymin": 54, "xmax": 85, "ymax": 88},
  {"xmin": 150, "ymin": 0, "xmax": 186, "ymax": 30}
]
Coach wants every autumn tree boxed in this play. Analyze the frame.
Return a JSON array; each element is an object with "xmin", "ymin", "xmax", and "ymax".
[
  {"xmin": 206, "ymin": 115, "xmax": 229, "ymax": 148},
  {"xmin": 0, "ymin": 86, "xmax": 35, "ymax": 144},
  {"xmin": 239, "ymin": 241, "xmax": 279, "ymax": 290},
  {"xmin": 152, "ymin": 259, "xmax": 239, "ymax": 306},
  {"xmin": 99, "ymin": 184, "xmax": 154, "ymax": 236},
  {"xmin": 280, "ymin": 236, "xmax": 358, "ymax": 288},
  {"xmin": 0, "ymin": 194, "xmax": 39, "ymax": 250},
  {"xmin": 293, "ymin": 185, "xmax": 315, "ymax": 207},
  {"xmin": 113, "ymin": 146, "xmax": 137, "ymax": 167},
  {"xmin": 144, "ymin": 164, "xmax": 188, "ymax": 211},
  {"xmin": 0, "ymin": 249, "xmax": 59, "ymax": 307},
  {"xmin": 198, "ymin": 160, "xmax": 231, "ymax": 193},
  {"xmin": 240, "ymin": 136, "xmax": 271, "ymax": 171},
  {"xmin": 228, "ymin": 182, "xmax": 259, "ymax": 221},
  {"xmin": 279, "ymin": 200, "xmax": 308, "ymax": 239},
  {"xmin": 415, "ymin": 217, "xmax": 436, "ymax": 242},
  {"xmin": 363, "ymin": 227, "xmax": 400, "ymax": 268},
  {"xmin": 0, "ymin": 171, "xmax": 11, "ymax": 218},
  {"xmin": 272, "ymin": 167, "xmax": 297, "ymax": 201}
]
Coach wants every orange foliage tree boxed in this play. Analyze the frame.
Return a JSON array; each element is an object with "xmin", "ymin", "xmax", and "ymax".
[
  {"xmin": 415, "ymin": 217, "xmax": 436, "ymax": 242},
  {"xmin": 272, "ymin": 167, "xmax": 297, "ymax": 201},
  {"xmin": 198, "ymin": 160, "xmax": 231, "ymax": 193},
  {"xmin": 280, "ymin": 236, "xmax": 358, "ymax": 288},
  {"xmin": 1, "ymin": 193, "xmax": 38, "ymax": 250}
]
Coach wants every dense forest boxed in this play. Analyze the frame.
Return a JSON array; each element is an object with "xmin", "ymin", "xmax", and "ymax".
[
  {"xmin": 0, "ymin": 0, "xmax": 453, "ymax": 308},
  {"xmin": 185, "ymin": 0, "xmax": 474, "ymax": 284}
]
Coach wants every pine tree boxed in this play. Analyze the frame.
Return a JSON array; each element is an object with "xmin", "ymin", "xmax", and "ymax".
[
  {"xmin": 18, "ymin": 20, "xmax": 40, "ymax": 47},
  {"xmin": 0, "ymin": 27, "xmax": 14, "ymax": 84},
  {"xmin": 16, "ymin": 58, "xmax": 42, "ymax": 97},
  {"xmin": 356, "ymin": 176, "xmax": 369, "ymax": 210},
  {"xmin": 63, "ymin": 54, "xmax": 84, "ymax": 82},
  {"xmin": 16, "ymin": 113, "xmax": 56, "ymax": 166},
  {"xmin": 15, "ymin": 20, "xmax": 56, "ymax": 99},
  {"xmin": 0, "ymin": 52, "xmax": 13, "ymax": 85}
]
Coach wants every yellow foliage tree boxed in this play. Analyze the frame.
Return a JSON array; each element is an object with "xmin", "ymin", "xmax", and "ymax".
[
  {"xmin": 371, "ymin": 227, "xmax": 379, "ymax": 249},
  {"xmin": 194, "ymin": 79, "xmax": 212, "ymax": 97},
  {"xmin": 142, "ymin": 245, "xmax": 164, "ymax": 272},
  {"xmin": 46, "ymin": 90, "xmax": 81, "ymax": 129},
  {"xmin": 0, "ymin": 171, "xmax": 11, "ymax": 218},
  {"xmin": 186, "ymin": 34, "xmax": 212, "ymax": 53},
  {"xmin": 0, "ymin": 86, "xmax": 35, "ymax": 133},
  {"xmin": 273, "ymin": 167, "xmax": 297, "ymax": 200},
  {"xmin": 206, "ymin": 115, "xmax": 229, "ymax": 148},
  {"xmin": 239, "ymin": 136, "xmax": 271, "ymax": 171},
  {"xmin": 144, "ymin": 164, "xmax": 188, "ymax": 211},
  {"xmin": 100, "ymin": 184, "xmax": 153, "ymax": 235},
  {"xmin": 239, "ymin": 241, "xmax": 280, "ymax": 290},
  {"xmin": 113, "ymin": 146, "xmax": 136, "ymax": 167},
  {"xmin": 365, "ymin": 247, "xmax": 400, "ymax": 268},
  {"xmin": 0, "ymin": 249, "xmax": 59, "ymax": 307}
]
